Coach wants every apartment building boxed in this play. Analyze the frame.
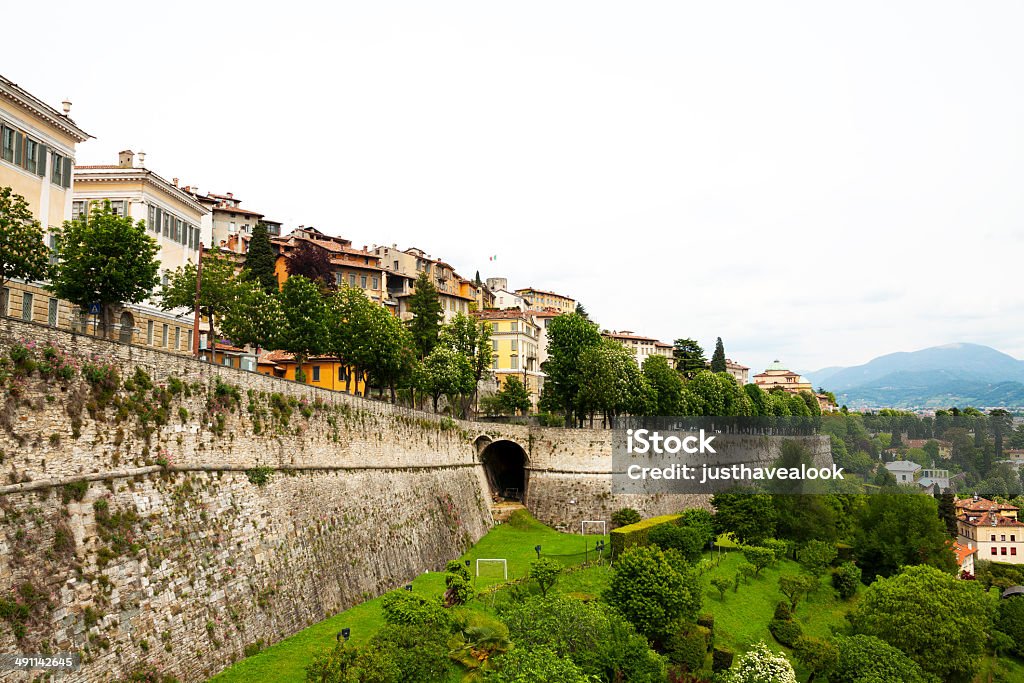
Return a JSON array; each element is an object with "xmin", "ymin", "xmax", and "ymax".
[
  {"xmin": 602, "ymin": 330, "xmax": 674, "ymax": 367},
  {"xmin": 185, "ymin": 189, "xmax": 280, "ymax": 253},
  {"xmin": 374, "ymin": 245, "xmax": 477, "ymax": 321},
  {"xmin": 514, "ymin": 287, "xmax": 576, "ymax": 314},
  {"xmin": 956, "ymin": 496, "xmax": 1023, "ymax": 565},
  {"xmin": 474, "ymin": 309, "xmax": 544, "ymax": 407},
  {"xmin": 274, "ymin": 227, "xmax": 388, "ymax": 305},
  {"xmin": 0, "ymin": 74, "xmax": 90, "ymax": 325}
]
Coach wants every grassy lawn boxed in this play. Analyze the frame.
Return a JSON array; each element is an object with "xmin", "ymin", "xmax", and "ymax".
[{"xmin": 210, "ymin": 511, "xmax": 607, "ymax": 683}]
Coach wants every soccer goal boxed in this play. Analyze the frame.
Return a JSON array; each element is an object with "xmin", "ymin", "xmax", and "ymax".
[
  {"xmin": 581, "ymin": 520, "xmax": 607, "ymax": 536},
  {"xmin": 476, "ymin": 558, "xmax": 508, "ymax": 580}
]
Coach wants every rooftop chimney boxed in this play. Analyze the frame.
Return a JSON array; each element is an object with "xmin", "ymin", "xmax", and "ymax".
[
  {"xmin": 61, "ymin": 98, "xmax": 72, "ymax": 115},
  {"xmin": 172, "ymin": 178, "xmax": 179, "ymax": 187},
  {"xmin": 118, "ymin": 150, "xmax": 135, "ymax": 168},
  {"xmin": 137, "ymin": 151, "xmax": 146, "ymax": 167}
]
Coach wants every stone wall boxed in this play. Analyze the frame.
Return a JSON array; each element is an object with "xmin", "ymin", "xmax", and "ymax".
[{"xmin": 0, "ymin": 317, "xmax": 498, "ymax": 682}]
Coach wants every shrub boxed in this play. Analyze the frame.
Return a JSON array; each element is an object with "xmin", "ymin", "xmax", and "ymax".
[
  {"xmin": 666, "ymin": 623, "xmax": 710, "ymax": 671},
  {"xmin": 245, "ymin": 466, "xmax": 273, "ymax": 487},
  {"xmin": 711, "ymin": 647, "xmax": 734, "ymax": 673},
  {"xmin": 380, "ymin": 591, "xmax": 450, "ymax": 628},
  {"xmin": 832, "ymin": 562, "xmax": 862, "ymax": 600},
  {"xmin": 611, "ymin": 507, "xmax": 642, "ymax": 528},
  {"xmin": 696, "ymin": 613, "xmax": 714, "ymax": 634},
  {"xmin": 741, "ymin": 545, "xmax": 774, "ymax": 577},
  {"xmin": 529, "ymin": 557, "xmax": 562, "ymax": 597},
  {"xmin": 610, "ymin": 514, "xmax": 682, "ymax": 556},
  {"xmin": 649, "ymin": 523, "xmax": 704, "ymax": 563},
  {"xmin": 773, "ymin": 601, "xmax": 792, "ymax": 621},
  {"xmin": 768, "ymin": 618, "xmax": 803, "ymax": 647},
  {"xmin": 710, "ymin": 577, "xmax": 731, "ymax": 601}
]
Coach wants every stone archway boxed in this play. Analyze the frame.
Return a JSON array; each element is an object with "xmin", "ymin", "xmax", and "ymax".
[{"xmin": 479, "ymin": 439, "xmax": 528, "ymax": 502}]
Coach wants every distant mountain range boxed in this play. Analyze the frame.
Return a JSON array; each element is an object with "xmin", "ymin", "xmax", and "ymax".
[{"xmin": 805, "ymin": 343, "xmax": 1024, "ymax": 409}]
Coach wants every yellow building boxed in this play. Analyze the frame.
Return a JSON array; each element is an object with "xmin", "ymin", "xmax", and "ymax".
[
  {"xmin": 474, "ymin": 309, "xmax": 543, "ymax": 407},
  {"xmin": 514, "ymin": 287, "xmax": 576, "ymax": 314},
  {"xmin": 256, "ymin": 350, "xmax": 366, "ymax": 394},
  {"xmin": 753, "ymin": 360, "xmax": 813, "ymax": 393}
]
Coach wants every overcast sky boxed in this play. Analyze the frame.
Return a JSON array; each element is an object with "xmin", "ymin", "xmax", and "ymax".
[{"xmin": 6, "ymin": 1, "xmax": 1024, "ymax": 375}]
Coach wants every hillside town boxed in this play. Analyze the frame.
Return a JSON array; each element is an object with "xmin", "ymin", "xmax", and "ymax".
[{"xmin": 3, "ymin": 67, "xmax": 1024, "ymax": 683}]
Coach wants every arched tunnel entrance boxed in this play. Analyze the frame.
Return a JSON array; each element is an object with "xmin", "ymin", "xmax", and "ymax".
[{"xmin": 479, "ymin": 439, "xmax": 528, "ymax": 502}]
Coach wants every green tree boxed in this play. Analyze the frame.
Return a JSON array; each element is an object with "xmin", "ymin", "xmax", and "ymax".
[
  {"xmin": 489, "ymin": 647, "xmax": 590, "ymax": 683},
  {"xmin": 793, "ymin": 636, "xmax": 838, "ymax": 683},
  {"xmin": 529, "ymin": 558, "xmax": 561, "ymax": 597},
  {"xmin": 541, "ymin": 312, "xmax": 601, "ymax": 426},
  {"xmin": 498, "ymin": 595, "xmax": 666, "ymax": 683},
  {"xmin": 724, "ymin": 641, "xmax": 796, "ymax": 683},
  {"xmin": 744, "ymin": 383, "xmax": 772, "ymax": 417},
  {"xmin": 0, "ymin": 186, "xmax": 51, "ymax": 313},
  {"xmin": 848, "ymin": 564, "xmax": 994, "ymax": 682},
  {"xmin": 678, "ymin": 508, "xmax": 716, "ymax": 548},
  {"xmin": 160, "ymin": 249, "xmax": 239, "ymax": 344},
  {"xmin": 50, "ymin": 200, "xmax": 160, "ymax": 337},
  {"xmin": 602, "ymin": 545, "xmax": 702, "ymax": 641},
  {"xmin": 711, "ymin": 576, "xmax": 732, "ymax": 600},
  {"xmin": 577, "ymin": 339, "xmax": 650, "ymax": 426},
  {"xmin": 672, "ymin": 338, "xmax": 707, "ymax": 378},
  {"xmin": 741, "ymin": 546, "xmax": 775, "ymax": 577},
  {"xmin": 243, "ymin": 222, "xmax": 279, "ymax": 293},
  {"xmin": 440, "ymin": 313, "xmax": 492, "ymax": 411},
  {"xmin": 420, "ymin": 345, "xmax": 475, "ymax": 413},
  {"xmin": 710, "ymin": 336, "xmax": 727, "ymax": 373},
  {"xmin": 648, "ymin": 523, "xmax": 704, "ymax": 564},
  {"xmin": 852, "ymin": 494, "xmax": 957, "ymax": 582},
  {"xmin": 642, "ymin": 355, "xmax": 687, "ymax": 415},
  {"xmin": 778, "ymin": 574, "xmax": 818, "ymax": 612},
  {"xmin": 276, "ymin": 275, "xmax": 329, "ymax": 382},
  {"xmin": 364, "ymin": 305, "xmax": 417, "ymax": 402},
  {"xmin": 682, "ymin": 370, "xmax": 724, "ymax": 416},
  {"xmin": 407, "ymin": 271, "xmax": 443, "ymax": 358},
  {"xmin": 832, "ymin": 562, "xmax": 862, "ymax": 600},
  {"xmin": 937, "ymin": 490, "xmax": 957, "ymax": 537},
  {"xmin": 798, "ymin": 540, "xmax": 837, "ymax": 577},
  {"xmin": 326, "ymin": 286, "xmax": 375, "ymax": 393},
  {"xmin": 711, "ymin": 491, "xmax": 777, "ymax": 545},
  {"xmin": 827, "ymin": 634, "xmax": 932, "ymax": 683},
  {"xmin": 221, "ymin": 279, "xmax": 283, "ymax": 349},
  {"xmin": 996, "ymin": 593, "xmax": 1024, "ymax": 657},
  {"xmin": 496, "ymin": 376, "xmax": 532, "ymax": 416}
]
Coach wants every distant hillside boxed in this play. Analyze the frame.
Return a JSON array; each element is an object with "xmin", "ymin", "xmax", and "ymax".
[{"xmin": 806, "ymin": 343, "xmax": 1024, "ymax": 409}]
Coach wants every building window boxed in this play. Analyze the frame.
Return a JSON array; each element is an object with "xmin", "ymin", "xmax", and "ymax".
[
  {"xmin": 1001, "ymin": 547, "xmax": 1007, "ymax": 555},
  {"xmin": 492, "ymin": 358, "xmax": 498, "ymax": 369},
  {"xmin": 23, "ymin": 138, "xmax": 40, "ymax": 175},
  {"xmin": 372, "ymin": 276, "xmax": 379, "ymax": 289},
  {"xmin": 50, "ymin": 152, "xmax": 71, "ymax": 187},
  {"xmin": 174, "ymin": 327, "xmax": 181, "ymax": 350},
  {"xmin": 1012, "ymin": 535, "xmax": 1017, "ymax": 542},
  {"xmin": 162, "ymin": 324, "xmax": 169, "ymax": 347},
  {"xmin": 312, "ymin": 366, "xmax": 321, "ymax": 382},
  {"xmin": 360, "ymin": 275, "xmax": 367, "ymax": 288},
  {"xmin": 147, "ymin": 320, "xmax": 154, "ymax": 345},
  {"xmin": 1013, "ymin": 548, "xmax": 1018, "ymax": 556},
  {"xmin": 511, "ymin": 340, "xmax": 518, "ymax": 351},
  {"xmin": 1, "ymin": 125, "xmax": 20, "ymax": 164},
  {"xmin": 511, "ymin": 357, "xmax": 518, "ymax": 370},
  {"xmin": 73, "ymin": 201, "xmax": 88, "ymax": 222},
  {"xmin": 48, "ymin": 298, "xmax": 58, "ymax": 327},
  {"xmin": 510, "ymin": 322, "xmax": 518, "ymax": 332},
  {"xmin": 992, "ymin": 535, "xmax": 997, "ymax": 542},
  {"xmin": 21, "ymin": 292, "xmax": 32, "ymax": 321},
  {"xmin": 348, "ymin": 274, "xmax": 355, "ymax": 287},
  {"xmin": 1001, "ymin": 535, "xmax": 1006, "ymax": 542},
  {"xmin": 992, "ymin": 547, "xmax": 998, "ymax": 555}
]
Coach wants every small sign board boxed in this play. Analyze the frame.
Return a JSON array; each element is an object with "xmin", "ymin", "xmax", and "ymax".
[{"xmin": 88, "ymin": 303, "xmax": 101, "ymax": 315}]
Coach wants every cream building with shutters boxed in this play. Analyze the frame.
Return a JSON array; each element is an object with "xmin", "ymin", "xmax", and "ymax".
[{"xmin": 0, "ymin": 74, "xmax": 89, "ymax": 327}]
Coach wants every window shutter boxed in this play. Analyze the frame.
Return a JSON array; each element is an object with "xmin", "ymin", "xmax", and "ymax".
[
  {"xmin": 37, "ymin": 144, "xmax": 48, "ymax": 177},
  {"xmin": 63, "ymin": 157, "xmax": 73, "ymax": 188},
  {"xmin": 13, "ymin": 132, "xmax": 22, "ymax": 165}
]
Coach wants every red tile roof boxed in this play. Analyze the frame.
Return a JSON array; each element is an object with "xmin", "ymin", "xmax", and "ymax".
[{"xmin": 955, "ymin": 497, "xmax": 1019, "ymax": 513}]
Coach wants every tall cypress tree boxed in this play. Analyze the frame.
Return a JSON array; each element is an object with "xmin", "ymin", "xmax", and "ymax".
[
  {"xmin": 407, "ymin": 271, "xmax": 443, "ymax": 358},
  {"xmin": 710, "ymin": 337, "xmax": 727, "ymax": 373},
  {"xmin": 244, "ymin": 223, "xmax": 279, "ymax": 293}
]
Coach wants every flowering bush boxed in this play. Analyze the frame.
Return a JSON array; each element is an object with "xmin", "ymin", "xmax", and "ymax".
[
  {"xmin": 725, "ymin": 642, "xmax": 796, "ymax": 683},
  {"xmin": 37, "ymin": 345, "xmax": 77, "ymax": 382}
]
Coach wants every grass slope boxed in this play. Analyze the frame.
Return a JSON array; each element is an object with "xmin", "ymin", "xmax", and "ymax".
[{"xmin": 210, "ymin": 511, "xmax": 606, "ymax": 683}]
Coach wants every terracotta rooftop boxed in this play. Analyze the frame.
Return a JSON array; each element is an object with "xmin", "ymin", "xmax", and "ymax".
[
  {"xmin": 951, "ymin": 541, "xmax": 978, "ymax": 565},
  {"xmin": 958, "ymin": 512, "xmax": 1024, "ymax": 528},
  {"xmin": 515, "ymin": 287, "xmax": 574, "ymax": 300},
  {"xmin": 955, "ymin": 496, "xmax": 1019, "ymax": 513}
]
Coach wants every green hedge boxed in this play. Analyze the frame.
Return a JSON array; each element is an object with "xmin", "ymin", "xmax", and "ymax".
[{"xmin": 610, "ymin": 514, "xmax": 682, "ymax": 556}]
